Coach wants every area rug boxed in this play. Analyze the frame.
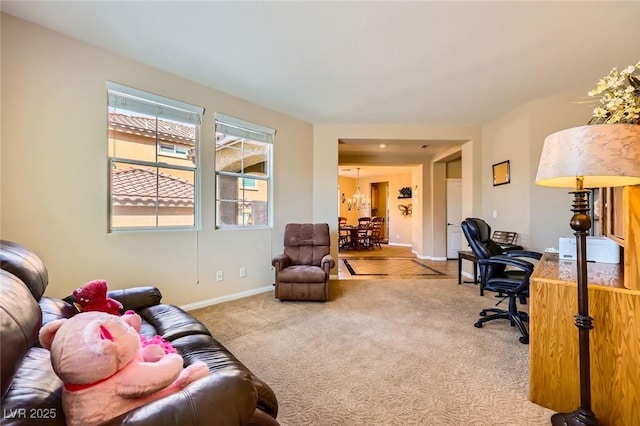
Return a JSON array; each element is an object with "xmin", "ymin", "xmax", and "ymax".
[{"xmin": 343, "ymin": 257, "xmax": 445, "ymax": 276}]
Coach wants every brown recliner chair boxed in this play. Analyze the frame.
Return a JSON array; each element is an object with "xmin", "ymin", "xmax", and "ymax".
[{"xmin": 272, "ymin": 223, "xmax": 335, "ymax": 301}]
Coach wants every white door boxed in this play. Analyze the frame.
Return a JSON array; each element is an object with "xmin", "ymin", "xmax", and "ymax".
[{"xmin": 446, "ymin": 179, "xmax": 463, "ymax": 259}]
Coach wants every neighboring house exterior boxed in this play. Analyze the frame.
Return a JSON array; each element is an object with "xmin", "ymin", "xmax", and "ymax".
[
  {"xmin": 111, "ymin": 167, "xmax": 195, "ymax": 228},
  {"xmin": 108, "ymin": 112, "xmax": 197, "ymax": 228},
  {"xmin": 108, "ymin": 112, "xmax": 267, "ymax": 228},
  {"xmin": 214, "ymin": 133, "xmax": 269, "ymax": 227}
]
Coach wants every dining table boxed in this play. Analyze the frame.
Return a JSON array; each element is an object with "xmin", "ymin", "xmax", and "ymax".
[{"xmin": 339, "ymin": 224, "xmax": 372, "ymax": 250}]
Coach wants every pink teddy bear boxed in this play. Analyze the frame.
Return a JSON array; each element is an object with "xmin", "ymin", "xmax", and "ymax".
[{"xmin": 39, "ymin": 311, "xmax": 209, "ymax": 426}]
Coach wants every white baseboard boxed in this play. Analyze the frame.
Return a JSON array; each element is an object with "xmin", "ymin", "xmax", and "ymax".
[
  {"xmin": 413, "ymin": 252, "xmax": 448, "ymax": 261},
  {"xmin": 387, "ymin": 242, "xmax": 448, "ymax": 261},
  {"xmin": 181, "ymin": 285, "xmax": 274, "ymax": 312},
  {"xmin": 461, "ymin": 271, "xmax": 474, "ymax": 280}
]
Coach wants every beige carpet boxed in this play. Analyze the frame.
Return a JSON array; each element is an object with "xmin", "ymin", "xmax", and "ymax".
[{"xmin": 190, "ymin": 279, "xmax": 555, "ymax": 425}]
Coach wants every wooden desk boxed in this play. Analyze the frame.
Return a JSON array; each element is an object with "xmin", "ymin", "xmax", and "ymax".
[
  {"xmin": 457, "ymin": 247, "xmax": 523, "ymax": 290},
  {"xmin": 529, "ymin": 253, "xmax": 640, "ymax": 426},
  {"xmin": 457, "ymin": 251, "xmax": 478, "ymax": 285}
]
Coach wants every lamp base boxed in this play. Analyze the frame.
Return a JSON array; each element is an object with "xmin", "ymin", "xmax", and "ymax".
[{"xmin": 551, "ymin": 408, "xmax": 600, "ymax": 426}]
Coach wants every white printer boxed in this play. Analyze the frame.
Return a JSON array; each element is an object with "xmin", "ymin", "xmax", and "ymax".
[{"xmin": 558, "ymin": 236, "xmax": 621, "ymax": 264}]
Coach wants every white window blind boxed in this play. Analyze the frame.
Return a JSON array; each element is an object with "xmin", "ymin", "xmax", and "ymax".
[
  {"xmin": 215, "ymin": 113, "xmax": 275, "ymax": 143},
  {"xmin": 107, "ymin": 81, "xmax": 204, "ymax": 125}
]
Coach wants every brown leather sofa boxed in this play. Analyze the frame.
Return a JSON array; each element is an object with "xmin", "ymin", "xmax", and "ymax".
[{"xmin": 1, "ymin": 240, "xmax": 279, "ymax": 426}]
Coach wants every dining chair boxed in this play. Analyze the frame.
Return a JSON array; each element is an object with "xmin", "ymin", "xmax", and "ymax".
[
  {"xmin": 338, "ymin": 217, "xmax": 350, "ymax": 249},
  {"xmin": 357, "ymin": 217, "xmax": 373, "ymax": 250},
  {"xmin": 370, "ymin": 217, "xmax": 384, "ymax": 249}
]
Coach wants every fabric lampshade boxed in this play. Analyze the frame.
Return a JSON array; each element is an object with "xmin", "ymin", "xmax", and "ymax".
[{"xmin": 535, "ymin": 124, "xmax": 640, "ymax": 188}]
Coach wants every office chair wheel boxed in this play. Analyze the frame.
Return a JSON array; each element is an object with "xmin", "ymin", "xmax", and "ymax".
[
  {"xmin": 474, "ymin": 321, "xmax": 483, "ymax": 328},
  {"xmin": 519, "ymin": 336, "xmax": 529, "ymax": 344}
]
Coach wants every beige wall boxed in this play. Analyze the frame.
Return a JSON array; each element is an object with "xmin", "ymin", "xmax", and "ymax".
[
  {"xmin": 481, "ymin": 103, "xmax": 533, "ymax": 246},
  {"xmin": 447, "ymin": 158, "xmax": 462, "ymax": 178},
  {"xmin": 1, "ymin": 14, "xmax": 314, "ymax": 305},
  {"xmin": 338, "ymin": 176, "xmax": 360, "ymax": 224},
  {"xmin": 386, "ymin": 172, "xmax": 415, "ymax": 247},
  {"xmin": 365, "ymin": 171, "xmax": 414, "ymax": 247},
  {"xmin": 480, "ymin": 88, "xmax": 593, "ymax": 252}
]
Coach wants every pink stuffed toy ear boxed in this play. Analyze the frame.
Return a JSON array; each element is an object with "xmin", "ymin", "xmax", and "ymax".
[
  {"xmin": 122, "ymin": 311, "xmax": 142, "ymax": 332},
  {"xmin": 39, "ymin": 319, "xmax": 67, "ymax": 350},
  {"xmin": 84, "ymin": 318, "xmax": 119, "ymax": 354}
]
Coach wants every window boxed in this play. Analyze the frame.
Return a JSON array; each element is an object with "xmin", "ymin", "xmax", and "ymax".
[
  {"xmin": 241, "ymin": 178, "xmax": 257, "ymax": 190},
  {"xmin": 215, "ymin": 113, "xmax": 274, "ymax": 228},
  {"xmin": 107, "ymin": 82, "xmax": 204, "ymax": 231},
  {"xmin": 159, "ymin": 143, "xmax": 189, "ymax": 158}
]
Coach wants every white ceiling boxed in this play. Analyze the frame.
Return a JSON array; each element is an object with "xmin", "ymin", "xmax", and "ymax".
[{"xmin": 2, "ymin": 1, "xmax": 639, "ymax": 176}]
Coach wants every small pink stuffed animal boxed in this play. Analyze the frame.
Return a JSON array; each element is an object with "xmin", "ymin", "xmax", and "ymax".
[
  {"xmin": 39, "ymin": 311, "xmax": 209, "ymax": 426},
  {"xmin": 73, "ymin": 279, "xmax": 123, "ymax": 315}
]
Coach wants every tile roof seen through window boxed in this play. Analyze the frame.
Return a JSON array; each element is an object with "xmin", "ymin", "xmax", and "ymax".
[
  {"xmin": 112, "ymin": 168, "xmax": 194, "ymax": 207},
  {"xmin": 109, "ymin": 112, "xmax": 195, "ymax": 145}
]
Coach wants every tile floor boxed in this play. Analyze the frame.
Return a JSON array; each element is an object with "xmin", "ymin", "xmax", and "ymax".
[{"xmin": 337, "ymin": 244, "xmax": 460, "ymax": 280}]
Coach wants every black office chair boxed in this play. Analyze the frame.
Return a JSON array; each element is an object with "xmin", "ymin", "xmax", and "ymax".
[{"xmin": 461, "ymin": 218, "xmax": 542, "ymax": 344}]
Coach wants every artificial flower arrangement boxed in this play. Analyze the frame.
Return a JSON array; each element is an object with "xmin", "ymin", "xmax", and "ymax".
[{"xmin": 586, "ymin": 60, "xmax": 640, "ymax": 124}]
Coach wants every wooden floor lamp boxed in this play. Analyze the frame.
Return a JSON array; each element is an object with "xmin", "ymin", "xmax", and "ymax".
[{"xmin": 535, "ymin": 124, "xmax": 640, "ymax": 426}]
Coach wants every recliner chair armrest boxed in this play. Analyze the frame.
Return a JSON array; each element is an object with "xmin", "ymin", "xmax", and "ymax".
[
  {"xmin": 321, "ymin": 254, "xmax": 335, "ymax": 271},
  {"xmin": 271, "ymin": 254, "xmax": 291, "ymax": 272},
  {"xmin": 101, "ymin": 370, "xmax": 259, "ymax": 426}
]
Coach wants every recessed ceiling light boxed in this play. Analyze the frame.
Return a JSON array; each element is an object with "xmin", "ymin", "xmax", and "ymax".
[{"xmin": 379, "ymin": 144, "xmax": 387, "ymax": 148}]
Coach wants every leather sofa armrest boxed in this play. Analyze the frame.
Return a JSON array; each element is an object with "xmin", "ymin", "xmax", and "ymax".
[
  {"xmin": 107, "ymin": 286, "xmax": 163, "ymax": 311},
  {"xmin": 40, "ymin": 296, "xmax": 79, "ymax": 327},
  {"xmin": 101, "ymin": 370, "xmax": 258, "ymax": 426},
  {"xmin": 251, "ymin": 376, "xmax": 279, "ymax": 419},
  {"xmin": 321, "ymin": 254, "xmax": 335, "ymax": 272},
  {"xmin": 247, "ymin": 408, "xmax": 281, "ymax": 426},
  {"xmin": 271, "ymin": 254, "xmax": 290, "ymax": 272},
  {"xmin": 63, "ymin": 286, "xmax": 162, "ymax": 314}
]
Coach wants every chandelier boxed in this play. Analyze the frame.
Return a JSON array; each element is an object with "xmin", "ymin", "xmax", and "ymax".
[{"xmin": 347, "ymin": 168, "xmax": 368, "ymax": 211}]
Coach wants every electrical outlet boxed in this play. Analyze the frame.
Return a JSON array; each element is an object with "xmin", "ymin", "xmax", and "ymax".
[
  {"xmin": 239, "ymin": 267, "xmax": 246, "ymax": 278},
  {"xmin": 215, "ymin": 271, "xmax": 223, "ymax": 281}
]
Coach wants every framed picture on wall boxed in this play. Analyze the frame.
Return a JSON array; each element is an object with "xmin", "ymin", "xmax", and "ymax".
[{"xmin": 492, "ymin": 160, "xmax": 510, "ymax": 186}]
